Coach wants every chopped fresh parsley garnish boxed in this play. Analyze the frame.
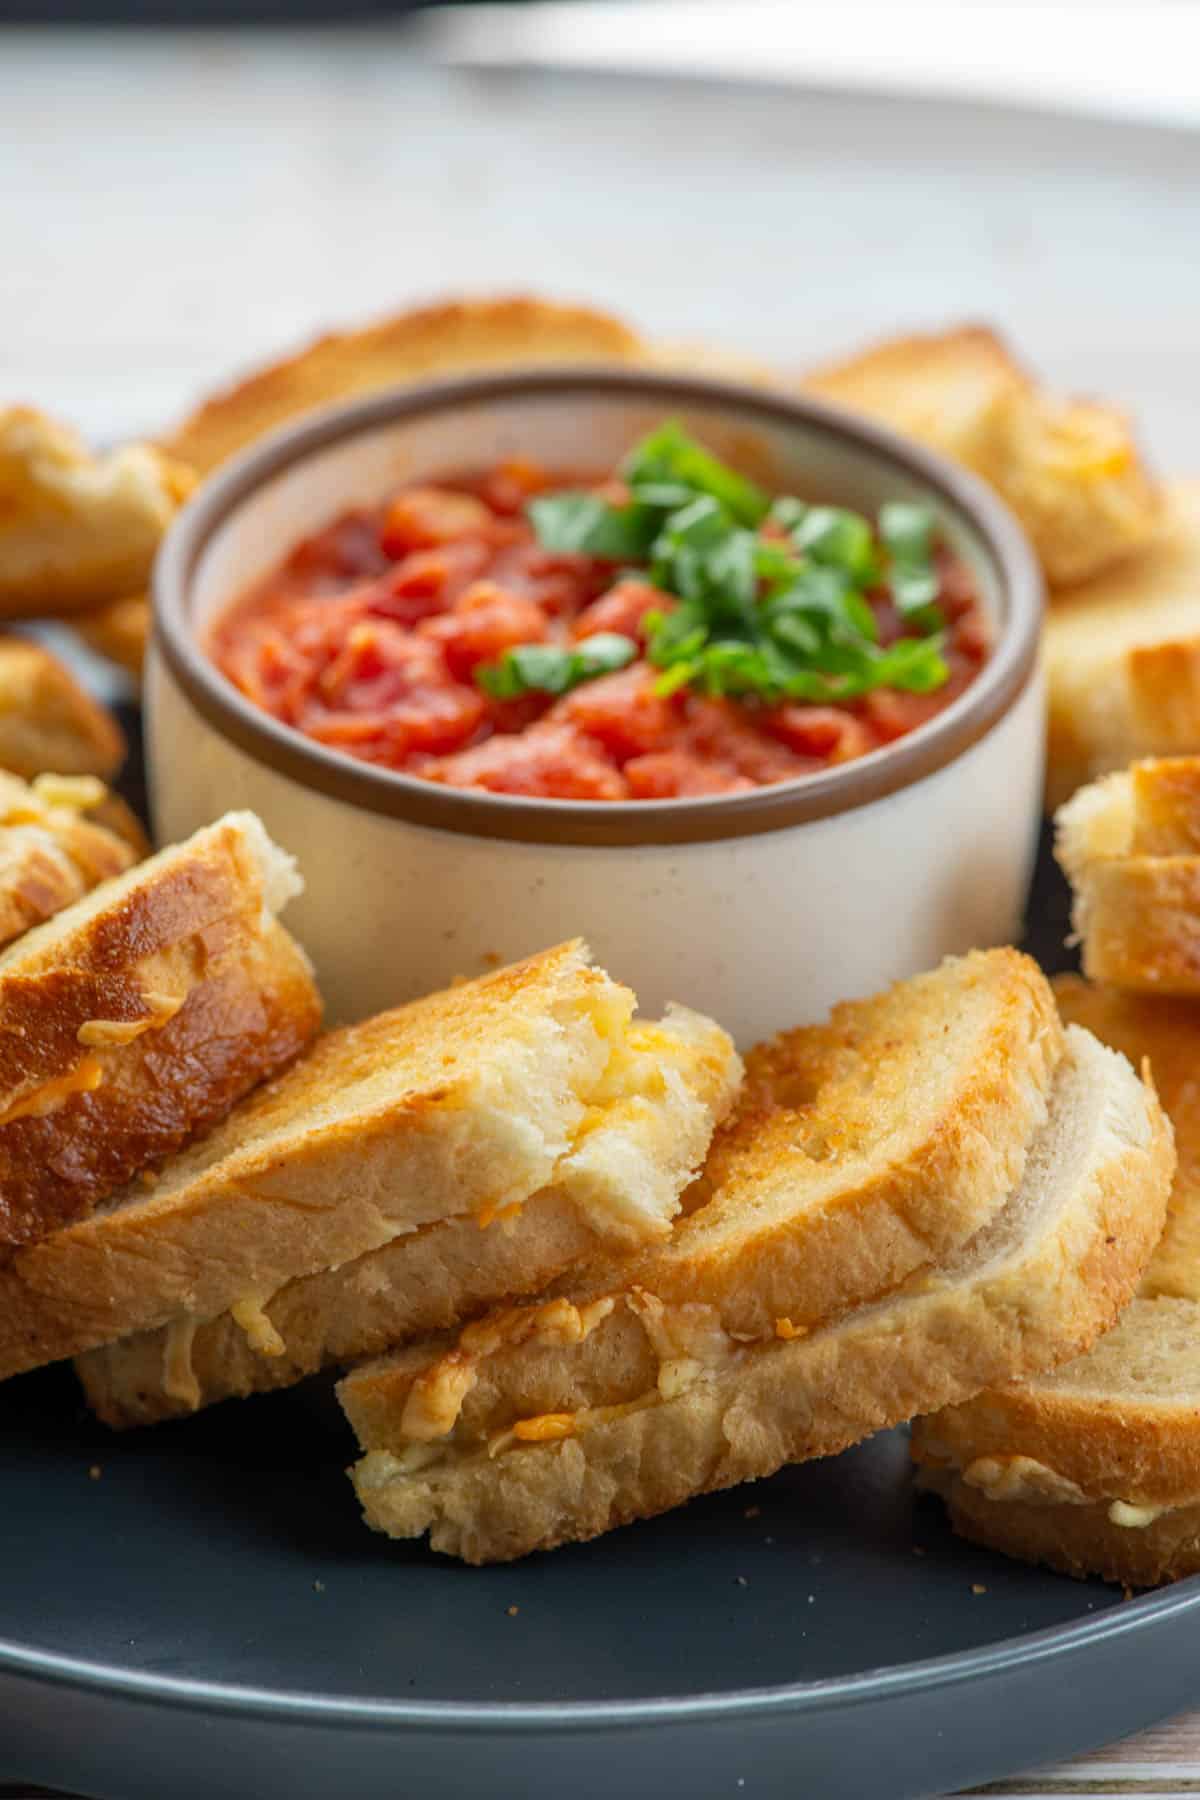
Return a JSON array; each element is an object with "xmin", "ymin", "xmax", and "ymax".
[
  {"xmin": 879, "ymin": 500, "xmax": 944, "ymax": 628},
  {"xmin": 621, "ymin": 420, "xmax": 770, "ymax": 527},
  {"xmin": 526, "ymin": 493, "xmax": 659, "ymax": 562},
  {"xmin": 476, "ymin": 633, "xmax": 637, "ymax": 700},
  {"xmin": 477, "ymin": 424, "xmax": 952, "ymax": 706}
]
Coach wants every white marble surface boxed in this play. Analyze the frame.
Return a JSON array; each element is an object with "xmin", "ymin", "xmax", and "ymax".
[{"xmin": 1, "ymin": 25, "xmax": 1199, "ymax": 471}]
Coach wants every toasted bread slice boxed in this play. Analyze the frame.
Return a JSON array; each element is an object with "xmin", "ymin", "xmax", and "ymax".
[
  {"xmin": 914, "ymin": 1299, "xmax": 1200, "ymax": 1587},
  {"xmin": 0, "ymin": 637, "xmax": 124, "ymax": 782},
  {"xmin": 0, "ymin": 771, "xmax": 139, "ymax": 951},
  {"xmin": 1052, "ymin": 978, "xmax": 1200, "ymax": 1299},
  {"xmin": 1045, "ymin": 481, "xmax": 1200, "ymax": 810},
  {"xmin": 0, "ymin": 944, "xmax": 734, "ymax": 1381},
  {"xmin": 806, "ymin": 326, "xmax": 1021, "ymax": 478},
  {"xmin": 0, "ymin": 408, "xmax": 193, "ymax": 616},
  {"xmin": 162, "ymin": 296, "xmax": 645, "ymax": 476},
  {"xmin": 0, "ymin": 810, "xmax": 317, "ymax": 1259},
  {"xmin": 76, "ymin": 1005, "xmax": 740, "ymax": 1427},
  {"xmin": 911, "ymin": 976, "xmax": 1200, "ymax": 1587},
  {"xmin": 74, "ymin": 952, "xmax": 1050, "ymax": 1426},
  {"xmin": 1056, "ymin": 758, "xmax": 1200, "ymax": 993},
  {"xmin": 803, "ymin": 325, "xmax": 1160, "ymax": 590},
  {"xmin": 339, "ymin": 1017, "xmax": 1170, "ymax": 1562},
  {"xmin": 586, "ymin": 949, "xmax": 1067, "ymax": 1340},
  {"xmin": 72, "ymin": 595, "xmax": 150, "ymax": 682}
]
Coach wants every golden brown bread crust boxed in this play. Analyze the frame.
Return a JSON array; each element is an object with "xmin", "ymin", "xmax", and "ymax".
[
  {"xmin": 0, "ymin": 942, "xmax": 650, "ymax": 1375},
  {"xmin": 0, "ymin": 773, "xmax": 138, "ymax": 951},
  {"xmin": 1045, "ymin": 481, "xmax": 1200, "ymax": 810},
  {"xmin": 0, "ymin": 816, "xmax": 319, "ymax": 1257},
  {"xmin": 341, "ymin": 1025, "xmax": 1172, "ymax": 1560},
  {"xmin": 0, "ymin": 408, "xmax": 193, "ymax": 615},
  {"xmin": 478, "ymin": 950, "xmax": 1065, "ymax": 1346},
  {"xmin": 912, "ymin": 979, "xmax": 1200, "ymax": 1588},
  {"xmin": 913, "ymin": 1302, "xmax": 1200, "ymax": 1509},
  {"xmin": 1053, "ymin": 977, "xmax": 1200, "ymax": 1299},
  {"xmin": 805, "ymin": 325, "xmax": 1021, "ymax": 474},
  {"xmin": 161, "ymin": 296, "xmax": 646, "ymax": 476},
  {"xmin": 648, "ymin": 950, "xmax": 1064, "ymax": 1336},
  {"xmin": 72, "ymin": 595, "xmax": 150, "ymax": 681},
  {"xmin": 0, "ymin": 638, "xmax": 124, "ymax": 782},
  {"xmin": 920, "ymin": 1466, "xmax": 1200, "ymax": 1588},
  {"xmin": 1056, "ymin": 761, "xmax": 1200, "ymax": 995},
  {"xmin": 76, "ymin": 1000, "xmax": 741, "ymax": 1425},
  {"xmin": 802, "ymin": 324, "xmax": 1161, "ymax": 590},
  {"xmin": 1074, "ymin": 860, "xmax": 1200, "ymax": 992},
  {"xmin": 79, "ymin": 790, "xmax": 148, "ymax": 857}
]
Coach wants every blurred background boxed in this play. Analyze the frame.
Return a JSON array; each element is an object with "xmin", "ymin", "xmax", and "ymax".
[{"xmin": 1, "ymin": 0, "xmax": 1196, "ymax": 459}]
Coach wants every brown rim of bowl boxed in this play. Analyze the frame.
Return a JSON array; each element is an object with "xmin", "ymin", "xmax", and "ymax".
[{"xmin": 154, "ymin": 367, "xmax": 1043, "ymax": 848}]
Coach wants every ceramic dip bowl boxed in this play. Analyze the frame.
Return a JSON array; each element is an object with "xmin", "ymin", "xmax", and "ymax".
[{"xmin": 150, "ymin": 368, "xmax": 1043, "ymax": 1040}]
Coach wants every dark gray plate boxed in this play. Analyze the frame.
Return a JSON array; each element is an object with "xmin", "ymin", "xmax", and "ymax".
[{"xmin": 2, "ymin": 800, "xmax": 1198, "ymax": 1800}]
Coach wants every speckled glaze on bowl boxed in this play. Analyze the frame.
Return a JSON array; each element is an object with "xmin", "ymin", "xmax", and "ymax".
[{"xmin": 150, "ymin": 368, "xmax": 1043, "ymax": 1037}]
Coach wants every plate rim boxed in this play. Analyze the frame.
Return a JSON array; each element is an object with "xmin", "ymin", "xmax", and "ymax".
[{"xmin": 3, "ymin": 1574, "xmax": 1198, "ymax": 1733}]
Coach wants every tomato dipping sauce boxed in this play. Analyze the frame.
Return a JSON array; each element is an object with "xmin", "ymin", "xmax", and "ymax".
[{"xmin": 209, "ymin": 448, "xmax": 991, "ymax": 802}]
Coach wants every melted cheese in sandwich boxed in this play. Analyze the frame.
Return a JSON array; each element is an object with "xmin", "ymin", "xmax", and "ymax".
[
  {"xmin": 162, "ymin": 1318, "xmax": 201, "ymax": 1410},
  {"xmin": 935, "ymin": 1449, "xmax": 1184, "ymax": 1530},
  {"xmin": 0, "ymin": 1055, "xmax": 103, "ymax": 1127},
  {"xmin": 77, "ymin": 991, "xmax": 184, "ymax": 1049},
  {"xmin": 387, "ymin": 1288, "xmax": 744, "ymax": 1467},
  {"xmin": 553, "ymin": 1006, "xmax": 740, "ymax": 1243},
  {"xmin": 230, "ymin": 1297, "xmax": 287, "ymax": 1358}
]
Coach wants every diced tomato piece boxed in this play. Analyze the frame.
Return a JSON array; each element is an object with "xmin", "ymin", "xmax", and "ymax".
[
  {"xmin": 571, "ymin": 580, "xmax": 666, "ymax": 646},
  {"xmin": 314, "ymin": 617, "xmax": 415, "ymax": 702},
  {"xmin": 763, "ymin": 705, "xmax": 876, "ymax": 765},
  {"xmin": 860, "ymin": 689, "xmax": 932, "ymax": 743},
  {"xmin": 426, "ymin": 723, "xmax": 628, "ymax": 799},
  {"xmin": 554, "ymin": 665, "xmax": 679, "ymax": 763},
  {"xmin": 935, "ymin": 548, "xmax": 979, "ymax": 618},
  {"xmin": 953, "ymin": 604, "xmax": 992, "ymax": 662},
  {"xmin": 869, "ymin": 594, "xmax": 907, "ymax": 649},
  {"xmin": 283, "ymin": 510, "xmax": 390, "ymax": 592},
  {"xmin": 624, "ymin": 751, "xmax": 753, "ymax": 799},
  {"xmin": 487, "ymin": 543, "xmax": 611, "ymax": 618},
  {"xmin": 421, "ymin": 582, "xmax": 550, "ymax": 681},
  {"xmin": 474, "ymin": 458, "xmax": 552, "ymax": 516},
  {"xmin": 380, "ymin": 487, "xmax": 494, "ymax": 557},
  {"xmin": 303, "ymin": 684, "xmax": 485, "ymax": 763},
  {"xmin": 359, "ymin": 541, "xmax": 491, "ymax": 624},
  {"xmin": 592, "ymin": 478, "xmax": 633, "ymax": 508},
  {"xmin": 482, "ymin": 692, "xmax": 553, "ymax": 737},
  {"xmin": 682, "ymin": 699, "xmax": 809, "ymax": 786},
  {"xmin": 860, "ymin": 663, "xmax": 974, "ymax": 743},
  {"xmin": 302, "ymin": 627, "xmax": 485, "ymax": 755}
]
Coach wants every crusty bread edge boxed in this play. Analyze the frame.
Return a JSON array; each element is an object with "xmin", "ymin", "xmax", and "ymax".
[{"xmin": 348, "ymin": 1030, "xmax": 1172, "ymax": 1562}]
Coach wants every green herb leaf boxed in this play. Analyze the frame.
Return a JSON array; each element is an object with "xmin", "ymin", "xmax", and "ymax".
[
  {"xmin": 793, "ymin": 507, "xmax": 879, "ymax": 584},
  {"xmin": 879, "ymin": 501, "xmax": 936, "ymax": 565},
  {"xmin": 766, "ymin": 495, "xmax": 808, "ymax": 533},
  {"xmin": 519, "ymin": 420, "xmax": 956, "ymax": 712},
  {"xmin": 890, "ymin": 564, "xmax": 941, "ymax": 616},
  {"xmin": 574, "ymin": 633, "xmax": 640, "ymax": 678},
  {"xmin": 527, "ymin": 493, "xmax": 659, "ymax": 561},
  {"xmin": 476, "ymin": 633, "xmax": 637, "ymax": 700},
  {"xmin": 879, "ymin": 501, "xmax": 944, "ymax": 626},
  {"xmin": 623, "ymin": 421, "xmax": 770, "ymax": 527},
  {"xmin": 656, "ymin": 494, "xmax": 731, "ymax": 551},
  {"xmin": 870, "ymin": 633, "xmax": 950, "ymax": 693}
]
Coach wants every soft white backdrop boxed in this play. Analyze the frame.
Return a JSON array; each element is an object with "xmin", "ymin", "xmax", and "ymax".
[{"xmin": 2, "ymin": 17, "xmax": 1198, "ymax": 469}]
